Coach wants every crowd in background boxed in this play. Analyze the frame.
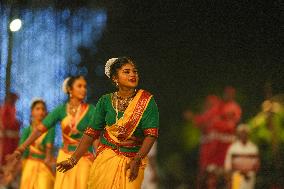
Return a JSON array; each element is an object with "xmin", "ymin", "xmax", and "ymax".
[{"xmin": 184, "ymin": 86, "xmax": 284, "ymax": 189}]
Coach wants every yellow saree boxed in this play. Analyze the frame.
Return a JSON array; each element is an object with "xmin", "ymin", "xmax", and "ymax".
[
  {"xmin": 54, "ymin": 104, "xmax": 95, "ymax": 189},
  {"xmin": 85, "ymin": 90, "xmax": 159, "ymax": 189},
  {"xmin": 39, "ymin": 103, "xmax": 96, "ymax": 189},
  {"xmin": 20, "ymin": 158, "xmax": 54, "ymax": 189},
  {"xmin": 20, "ymin": 127, "xmax": 55, "ymax": 189}
]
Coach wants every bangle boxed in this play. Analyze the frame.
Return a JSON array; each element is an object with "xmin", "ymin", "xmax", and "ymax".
[
  {"xmin": 133, "ymin": 152, "xmax": 144, "ymax": 162},
  {"xmin": 68, "ymin": 156, "xmax": 78, "ymax": 167}
]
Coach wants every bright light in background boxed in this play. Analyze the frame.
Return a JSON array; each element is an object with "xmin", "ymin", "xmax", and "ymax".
[
  {"xmin": 1, "ymin": 7, "xmax": 107, "ymax": 148},
  {"xmin": 9, "ymin": 18, "xmax": 22, "ymax": 32}
]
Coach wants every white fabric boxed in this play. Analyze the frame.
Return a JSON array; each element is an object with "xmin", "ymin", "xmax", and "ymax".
[{"xmin": 225, "ymin": 140, "xmax": 259, "ymax": 189}]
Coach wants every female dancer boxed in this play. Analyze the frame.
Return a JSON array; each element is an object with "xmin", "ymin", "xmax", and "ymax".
[
  {"xmin": 57, "ymin": 57, "xmax": 159, "ymax": 188},
  {"xmin": 19, "ymin": 99, "xmax": 55, "ymax": 189},
  {"xmin": 8, "ymin": 75, "xmax": 96, "ymax": 189}
]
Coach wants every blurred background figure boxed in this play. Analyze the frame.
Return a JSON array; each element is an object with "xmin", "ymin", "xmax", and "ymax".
[
  {"xmin": 142, "ymin": 142, "xmax": 159, "ymax": 189},
  {"xmin": 183, "ymin": 95, "xmax": 222, "ymax": 188},
  {"xmin": 249, "ymin": 95, "xmax": 284, "ymax": 189},
  {"xmin": 225, "ymin": 124, "xmax": 260, "ymax": 189},
  {"xmin": 208, "ymin": 86, "xmax": 241, "ymax": 168},
  {"xmin": 18, "ymin": 99, "xmax": 55, "ymax": 189},
  {"xmin": 191, "ymin": 95, "xmax": 222, "ymax": 172},
  {"xmin": 0, "ymin": 99, "xmax": 55, "ymax": 189},
  {"xmin": 0, "ymin": 93, "xmax": 20, "ymax": 166},
  {"xmin": 222, "ymin": 87, "xmax": 242, "ymax": 127},
  {"xmin": 185, "ymin": 86, "xmax": 242, "ymax": 189}
]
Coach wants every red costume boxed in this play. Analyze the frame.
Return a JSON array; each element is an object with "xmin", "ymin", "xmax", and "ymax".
[
  {"xmin": 193, "ymin": 95, "xmax": 222, "ymax": 171},
  {"xmin": 195, "ymin": 88, "xmax": 242, "ymax": 171},
  {"xmin": 209, "ymin": 100, "xmax": 241, "ymax": 167},
  {"xmin": 0, "ymin": 94, "xmax": 20, "ymax": 165}
]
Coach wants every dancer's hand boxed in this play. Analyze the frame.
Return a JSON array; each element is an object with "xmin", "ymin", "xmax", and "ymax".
[
  {"xmin": 125, "ymin": 159, "xmax": 140, "ymax": 182},
  {"xmin": 56, "ymin": 157, "xmax": 77, "ymax": 173},
  {"xmin": 56, "ymin": 160, "xmax": 73, "ymax": 173},
  {"xmin": 0, "ymin": 160, "xmax": 18, "ymax": 186},
  {"xmin": 5, "ymin": 150, "xmax": 22, "ymax": 163}
]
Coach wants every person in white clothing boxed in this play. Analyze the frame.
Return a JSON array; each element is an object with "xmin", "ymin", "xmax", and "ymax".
[{"xmin": 224, "ymin": 124, "xmax": 260, "ymax": 189}]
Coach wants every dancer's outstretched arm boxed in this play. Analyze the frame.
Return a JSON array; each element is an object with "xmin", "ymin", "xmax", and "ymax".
[
  {"xmin": 7, "ymin": 127, "xmax": 44, "ymax": 161},
  {"xmin": 56, "ymin": 134, "xmax": 95, "ymax": 173}
]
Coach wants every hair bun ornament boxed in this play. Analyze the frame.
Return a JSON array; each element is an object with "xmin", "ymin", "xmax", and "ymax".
[
  {"xmin": 105, "ymin": 58, "xmax": 118, "ymax": 78},
  {"xmin": 30, "ymin": 97, "xmax": 45, "ymax": 106},
  {"xmin": 62, "ymin": 77, "xmax": 71, "ymax": 94}
]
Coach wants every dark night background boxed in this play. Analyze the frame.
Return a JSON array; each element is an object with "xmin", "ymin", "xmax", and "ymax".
[
  {"xmin": 1, "ymin": 0, "xmax": 284, "ymax": 188},
  {"xmin": 88, "ymin": 2, "xmax": 283, "ymax": 186}
]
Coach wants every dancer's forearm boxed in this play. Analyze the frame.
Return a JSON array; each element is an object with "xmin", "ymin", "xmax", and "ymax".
[
  {"xmin": 45, "ymin": 145, "xmax": 53, "ymax": 161},
  {"xmin": 17, "ymin": 128, "xmax": 44, "ymax": 153},
  {"xmin": 72, "ymin": 134, "xmax": 94, "ymax": 160},
  {"xmin": 134, "ymin": 136, "xmax": 156, "ymax": 161},
  {"xmin": 126, "ymin": 136, "xmax": 157, "ymax": 181}
]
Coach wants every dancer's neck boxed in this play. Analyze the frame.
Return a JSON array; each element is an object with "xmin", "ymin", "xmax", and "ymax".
[
  {"xmin": 69, "ymin": 98, "xmax": 82, "ymax": 106},
  {"xmin": 117, "ymin": 88, "xmax": 136, "ymax": 98}
]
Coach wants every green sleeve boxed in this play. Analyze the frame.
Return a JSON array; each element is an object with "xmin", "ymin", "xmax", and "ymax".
[
  {"xmin": 19, "ymin": 127, "xmax": 31, "ymax": 158},
  {"xmin": 42, "ymin": 105, "xmax": 64, "ymax": 129},
  {"xmin": 89, "ymin": 96, "xmax": 107, "ymax": 130},
  {"xmin": 88, "ymin": 104, "xmax": 96, "ymax": 122},
  {"xmin": 43, "ymin": 127, "xmax": 56, "ymax": 145},
  {"xmin": 19, "ymin": 127, "xmax": 31, "ymax": 145},
  {"xmin": 141, "ymin": 97, "xmax": 159, "ymax": 130},
  {"xmin": 89, "ymin": 104, "xmax": 96, "ymax": 114}
]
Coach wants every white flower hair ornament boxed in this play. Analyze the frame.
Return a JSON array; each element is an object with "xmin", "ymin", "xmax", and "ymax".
[
  {"xmin": 105, "ymin": 58, "xmax": 118, "ymax": 78},
  {"xmin": 62, "ymin": 77, "xmax": 71, "ymax": 94},
  {"xmin": 30, "ymin": 97, "xmax": 45, "ymax": 106}
]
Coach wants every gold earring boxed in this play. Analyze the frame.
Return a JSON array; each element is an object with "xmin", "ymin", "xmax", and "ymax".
[
  {"xmin": 70, "ymin": 93, "xmax": 73, "ymax": 98},
  {"xmin": 116, "ymin": 82, "xmax": 119, "ymax": 87}
]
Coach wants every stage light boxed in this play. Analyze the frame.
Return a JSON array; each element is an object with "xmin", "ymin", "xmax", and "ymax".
[{"xmin": 9, "ymin": 19, "xmax": 22, "ymax": 32}]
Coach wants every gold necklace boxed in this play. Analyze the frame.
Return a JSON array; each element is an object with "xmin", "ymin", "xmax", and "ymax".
[
  {"xmin": 68, "ymin": 103, "xmax": 80, "ymax": 114},
  {"xmin": 113, "ymin": 90, "xmax": 137, "ymax": 112},
  {"xmin": 68, "ymin": 103, "xmax": 82, "ymax": 134}
]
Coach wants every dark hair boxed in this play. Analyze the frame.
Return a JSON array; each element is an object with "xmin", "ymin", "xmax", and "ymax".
[
  {"xmin": 66, "ymin": 75, "xmax": 85, "ymax": 94},
  {"xmin": 31, "ymin": 100, "xmax": 47, "ymax": 111},
  {"xmin": 109, "ymin": 57, "xmax": 137, "ymax": 79}
]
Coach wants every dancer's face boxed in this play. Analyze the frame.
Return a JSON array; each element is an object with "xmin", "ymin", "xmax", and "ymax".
[
  {"xmin": 114, "ymin": 63, "xmax": 139, "ymax": 89},
  {"xmin": 31, "ymin": 102, "xmax": 47, "ymax": 122},
  {"xmin": 69, "ymin": 78, "xmax": 87, "ymax": 101}
]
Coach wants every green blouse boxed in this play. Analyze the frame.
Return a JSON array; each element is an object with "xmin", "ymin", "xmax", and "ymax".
[
  {"xmin": 89, "ymin": 93, "xmax": 159, "ymax": 153},
  {"xmin": 42, "ymin": 103, "xmax": 96, "ymax": 152},
  {"xmin": 20, "ymin": 126, "xmax": 55, "ymax": 159}
]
